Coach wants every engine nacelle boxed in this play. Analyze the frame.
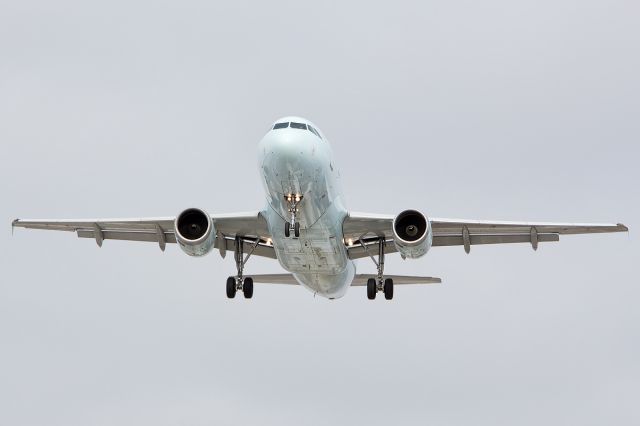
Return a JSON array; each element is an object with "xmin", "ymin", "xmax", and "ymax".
[
  {"xmin": 392, "ymin": 209, "xmax": 432, "ymax": 259},
  {"xmin": 174, "ymin": 208, "xmax": 215, "ymax": 257}
]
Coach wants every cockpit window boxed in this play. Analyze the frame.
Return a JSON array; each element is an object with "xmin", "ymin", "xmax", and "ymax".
[
  {"xmin": 308, "ymin": 125, "xmax": 321, "ymax": 139},
  {"xmin": 273, "ymin": 121, "xmax": 322, "ymax": 139}
]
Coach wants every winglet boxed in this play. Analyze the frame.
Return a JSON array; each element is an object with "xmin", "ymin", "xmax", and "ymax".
[
  {"xmin": 11, "ymin": 219, "xmax": 19, "ymax": 236},
  {"xmin": 617, "ymin": 223, "xmax": 629, "ymax": 232}
]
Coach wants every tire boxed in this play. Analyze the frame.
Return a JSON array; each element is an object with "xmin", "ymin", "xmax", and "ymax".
[
  {"xmin": 367, "ymin": 278, "xmax": 376, "ymax": 300},
  {"xmin": 384, "ymin": 278, "xmax": 394, "ymax": 300},
  {"xmin": 226, "ymin": 276, "xmax": 237, "ymax": 299},
  {"xmin": 243, "ymin": 277, "xmax": 254, "ymax": 299},
  {"xmin": 294, "ymin": 222, "xmax": 300, "ymax": 238},
  {"xmin": 284, "ymin": 222, "xmax": 290, "ymax": 238}
]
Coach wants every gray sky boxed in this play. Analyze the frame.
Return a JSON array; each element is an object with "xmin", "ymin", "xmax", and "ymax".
[{"xmin": 1, "ymin": 0, "xmax": 638, "ymax": 425}]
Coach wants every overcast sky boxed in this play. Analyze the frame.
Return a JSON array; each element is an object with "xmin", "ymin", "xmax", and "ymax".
[{"xmin": 1, "ymin": 1, "xmax": 638, "ymax": 425}]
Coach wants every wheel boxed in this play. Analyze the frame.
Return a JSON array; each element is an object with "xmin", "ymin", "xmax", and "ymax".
[
  {"xmin": 294, "ymin": 221, "xmax": 300, "ymax": 238},
  {"xmin": 226, "ymin": 276, "xmax": 237, "ymax": 299},
  {"xmin": 243, "ymin": 277, "xmax": 253, "ymax": 299},
  {"xmin": 367, "ymin": 278, "xmax": 376, "ymax": 300},
  {"xmin": 384, "ymin": 278, "xmax": 394, "ymax": 300},
  {"xmin": 284, "ymin": 222, "xmax": 290, "ymax": 237}
]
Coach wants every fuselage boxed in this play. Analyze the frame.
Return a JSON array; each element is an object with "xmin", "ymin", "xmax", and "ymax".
[{"xmin": 258, "ymin": 116, "xmax": 355, "ymax": 298}]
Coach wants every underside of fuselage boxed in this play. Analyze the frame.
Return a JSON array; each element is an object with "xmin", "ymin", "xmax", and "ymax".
[{"xmin": 258, "ymin": 116, "xmax": 355, "ymax": 298}]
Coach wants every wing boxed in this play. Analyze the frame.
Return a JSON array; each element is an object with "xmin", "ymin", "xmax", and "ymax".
[
  {"xmin": 12, "ymin": 211, "xmax": 276, "ymax": 259},
  {"xmin": 343, "ymin": 213, "xmax": 628, "ymax": 258},
  {"xmin": 428, "ymin": 218, "xmax": 627, "ymax": 253}
]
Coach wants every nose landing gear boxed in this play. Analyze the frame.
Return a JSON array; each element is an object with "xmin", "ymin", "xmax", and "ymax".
[
  {"xmin": 284, "ymin": 194, "xmax": 302, "ymax": 238},
  {"xmin": 285, "ymin": 221, "xmax": 300, "ymax": 238}
]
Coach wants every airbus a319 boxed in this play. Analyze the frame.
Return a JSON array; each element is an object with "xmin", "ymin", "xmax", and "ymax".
[{"xmin": 13, "ymin": 116, "xmax": 628, "ymax": 300}]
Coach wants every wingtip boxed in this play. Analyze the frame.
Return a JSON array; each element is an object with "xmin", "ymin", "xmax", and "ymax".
[
  {"xmin": 617, "ymin": 223, "xmax": 629, "ymax": 232},
  {"xmin": 11, "ymin": 219, "xmax": 19, "ymax": 236}
]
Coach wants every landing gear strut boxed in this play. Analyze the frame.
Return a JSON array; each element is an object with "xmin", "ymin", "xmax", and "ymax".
[
  {"xmin": 363, "ymin": 238, "xmax": 393, "ymax": 300},
  {"xmin": 226, "ymin": 236, "xmax": 258, "ymax": 299},
  {"xmin": 284, "ymin": 194, "xmax": 302, "ymax": 238}
]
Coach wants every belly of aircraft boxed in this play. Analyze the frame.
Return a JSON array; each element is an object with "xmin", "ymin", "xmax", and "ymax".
[
  {"xmin": 262, "ymin": 197, "xmax": 353, "ymax": 298},
  {"xmin": 292, "ymin": 261, "xmax": 356, "ymax": 299},
  {"xmin": 259, "ymin": 129, "xmax": 352, "ymax": 297}
]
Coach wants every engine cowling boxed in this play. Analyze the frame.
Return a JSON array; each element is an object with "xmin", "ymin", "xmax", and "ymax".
[
  {"xmin": 174, "ymin": 208, "xmax": 215, "ymax": 257},
  {"xmin": 392, "ymin": 209, "xmax": 432, "ymax": 259}
]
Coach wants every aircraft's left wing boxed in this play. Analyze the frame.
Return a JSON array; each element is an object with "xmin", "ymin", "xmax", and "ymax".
[
  {"xmin": 428, "ymin": 218, "xmax": 627, "ymax": 253},
  {"xmin": 343, "ymin": 213, "xmax": 628, "ymax": 258},
  {"xmin": 12, "ymin": 212, "xmax": 276, "ymax": 259}
]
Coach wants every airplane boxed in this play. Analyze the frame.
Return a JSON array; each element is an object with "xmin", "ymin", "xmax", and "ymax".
[{"xmin": 12, "ymin": 116, "xmax": 629, "ymax": 300}]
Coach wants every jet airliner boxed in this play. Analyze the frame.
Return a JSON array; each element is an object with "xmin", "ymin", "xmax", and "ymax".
[{"xmin": 13, "ymin": 116, "xmax": 628, "ymax": 300}]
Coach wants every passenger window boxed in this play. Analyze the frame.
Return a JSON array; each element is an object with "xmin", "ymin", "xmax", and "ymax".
[
  {"xmin": 290, "ymin": 122, "xmax": 307, "ymax": 130},
  {"xmin": 273, "ymin": 122, "xmax": 289, "ymax": 129}
]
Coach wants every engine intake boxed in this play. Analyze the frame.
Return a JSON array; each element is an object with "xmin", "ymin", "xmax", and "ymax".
[
  {"xmin": 175, "ymin": 208, "xmax": 215, "ymax": 256},
  {"xmin": 392, "ymin": 209, "xmax": 432, "ymax": 259}
]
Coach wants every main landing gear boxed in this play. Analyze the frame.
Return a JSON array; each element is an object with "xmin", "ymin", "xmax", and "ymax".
[
  {"xmin": 284, "ymin": 194, "xmax": 302, "ymax": 238},
  {"xmin": 226, "ymin": 236, "xmax": 257, "ymax": 299},
  {"xmin": 364, "ymin": 238, "xmax": 394, "ymax": 300}
]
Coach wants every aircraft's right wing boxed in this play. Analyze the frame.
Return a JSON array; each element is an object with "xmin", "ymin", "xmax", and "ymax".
[{"xmin": 12, "ymin": 211, "xmax": 277, "ymax": 259}]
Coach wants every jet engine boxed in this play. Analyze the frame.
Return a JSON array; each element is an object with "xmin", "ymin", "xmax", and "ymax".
[
  {"xmin": 174, "ymin": 208, "xmax": 215, "ymax": 256},
  {"xmin": 392, "ymin": 209, "xmax": 432, "ymax": 259}
]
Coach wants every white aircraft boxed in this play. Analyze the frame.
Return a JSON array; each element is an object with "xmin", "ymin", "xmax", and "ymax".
[{"xmin": 13, "ymin": 116, "xmax": 628, "ymax": 300}]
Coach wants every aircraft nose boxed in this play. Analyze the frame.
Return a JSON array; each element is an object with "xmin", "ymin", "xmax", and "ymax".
[
  {"xmin": 259, "ymin": 131, "xmax": 317, "ymax": 197},
  {"xmin": 263, "ymin": 131, "xmax": 314, "ymax": 169}
]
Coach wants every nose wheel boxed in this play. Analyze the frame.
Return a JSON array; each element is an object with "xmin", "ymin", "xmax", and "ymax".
[
  {"xmin": 285, "ymin": 221, "xmax": 300, "ymax": 238},
  {"xmin": 226, "ymin": 237, "xmax": 257, "ymax": 299},
  {"xmin": 284, "ymin": 194, "xmax": 303, "ymax": 238}
]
